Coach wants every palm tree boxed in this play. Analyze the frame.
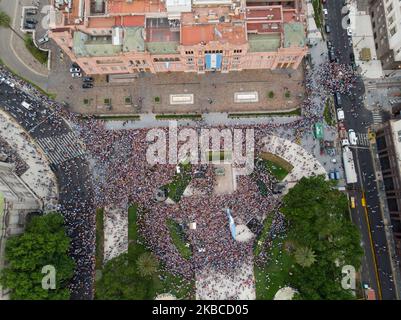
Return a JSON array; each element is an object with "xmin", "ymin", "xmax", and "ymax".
[
  {"xmin": 136, "ymin": 252, "xmax": 158, "ymax": 277},
  {"xmin": 294, "ymin": 246, "xmax": 317, "ymax": 268}
]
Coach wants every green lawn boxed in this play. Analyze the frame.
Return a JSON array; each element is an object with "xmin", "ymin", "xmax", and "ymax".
[
  {"xmin": 324, "ymin": 99, "xmax": 336, "ymax": 127},
  {"xmin": 95, "ymin": 208, "xmax": 104, "ymax": 270},
  {"xmin": 24, "ymin": 35, "xmax": 48, "ymax": 64},
  {"xmin": 163, "ymin": 163, "xmax": 192, "ymax": 202},
  {"xmin": 254, "ymin": 214, "xmax": 274, "ymax": 256},
  {"xmin": 128, "ymin": 204, "xmax": 138, "ymax": 241},
  {"xmin": 255, "ymin": 237, "xmax": 294, "ymax": 300},
  {"xmin": 264, "ymin": 159, "xmax": 290, "ymax": 181},
  {"xmin": 228, "ymin": 109, "xmax": 301, "ymax": 118},
  {"xmin": 166, "ymin": 218, "xmax": 192, "ymax": 260}
]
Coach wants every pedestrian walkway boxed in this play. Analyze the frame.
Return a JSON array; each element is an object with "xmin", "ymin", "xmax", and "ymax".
[
  {"xmin": 357, "ymin": 132, "xmax": 370, "ymax": 147},
  {"xmin": 36, "ymin": 132, "xmax": 86, "ymax": 165},
  {"xmin": 196, "ymin": 259, "xmax": 256, "ymax": 300},
  {"xmin": 372, "ymin": 110, "xmax": 383, "ymax": 125}
]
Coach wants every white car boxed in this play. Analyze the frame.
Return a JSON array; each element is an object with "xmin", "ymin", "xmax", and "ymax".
[
  {"xmin": 70, "ymin": 67, "xmax": 81, "ymax": 73},
  {"xmin": 37, "ymin": 36, "xmax": 49, "ymax": 45},
  {"xmin": 347, "ymin": 27, "xmax": 352, "ymax": 36},
  {"xmin": 71, "ymin": 72, "xmax": 82, "ymax": 78},
  {"xmin": 0, "ymin": 77, "xmax": 5, "ymax": 84},
  {"xmin": 337, "ymin": 108, "xmax": 345, "ymax": 121},
  {"xmin": 323, "ymin": 8, "xmax": 328, "ymax": 18},
  {"xmin": 5, "ymin": 80, "xmax": 15, "ymax": 88},
  {"xmin": 348, "ymin": 129, "xmax": 358, "ymax": 145},
  {"xmin": 342, "ymin": 139, "xmax": 350, "ymax": 147}
]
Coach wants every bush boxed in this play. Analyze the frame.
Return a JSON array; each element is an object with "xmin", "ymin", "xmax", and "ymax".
[
  {"xmin": 24, "ymin": 35, "xmax": 48, "ymax": 64},
  {"xmin": 268, "ymin": 91, "xmax": 274, "ymax": 99},
  {"xmin": 284, "ymin": 91, "xmax": 291, "ymax": 98},
  {"xmin": 154, "ymin": 96, "xmax": 160, "ymax": 103}
]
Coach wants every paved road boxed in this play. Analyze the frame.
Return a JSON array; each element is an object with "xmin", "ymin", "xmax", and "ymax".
[
  {"xmin": 326, "ymin": 0, "xmax": 397, "ymax": 299},
  {"xmin": 0, "ymin": 0, "xmax": 49, "ymax": 89},
  {"xmin": 0, "ymin": 79, "xmax": 94, "ymax": 299}
]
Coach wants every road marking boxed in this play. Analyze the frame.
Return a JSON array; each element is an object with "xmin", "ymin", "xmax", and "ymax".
[
  {"xmin": 36, "ymin": 132, "xmax": 85, "ymax": 165},
  {"xmin": 372, "ymin": 110, "xmax": 383, "ymax": 125},
  {"xmin": 354, "ymin": 150, "xmax": 383, "ymax": 300}
]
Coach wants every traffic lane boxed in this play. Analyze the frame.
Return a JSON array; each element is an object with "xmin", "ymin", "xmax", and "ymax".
[
  {"xmin": 358, "ymin": 148, "xmax": 396, "ymax": 299},
  {"xmin": 0, "ymin": 84, "xmax": 71, "ymax": 137},
  {"xmin": 350, "ymin": 189, "xmax": 379, "ymax": 295},
  {"xmin": 53, "ymin": 158, "xmax": 94, "ymax": 300}
]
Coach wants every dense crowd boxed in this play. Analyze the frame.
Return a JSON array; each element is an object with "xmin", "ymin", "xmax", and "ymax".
[{"xmin": 0, "ymin": 55, "xmax": 360, "ymax": 296}]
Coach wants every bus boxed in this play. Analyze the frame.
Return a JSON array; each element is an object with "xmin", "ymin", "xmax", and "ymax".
[
  {"xmin": 342, "ymin": 146, "xmax": 357, "ymax": 184},
  {"xmin": 21, "ymin": 101, "xmax": 32, "ymax": 111}
]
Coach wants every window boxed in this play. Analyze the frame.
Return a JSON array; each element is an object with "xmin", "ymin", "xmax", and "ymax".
[
  {"xmin": 234, "ymin": 49, "xmax": 242, "ymax": 54},
  {"xmin": 185, "ymin": 51, "xmax": 194, "ymax": 55},
  {"xmin": 390, "ymin": 26, "xmax": 397, "ymax": 36}
]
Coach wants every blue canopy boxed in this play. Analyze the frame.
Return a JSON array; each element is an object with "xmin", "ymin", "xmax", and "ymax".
[{"xmin": 226, "ymin": 209, "xmax": 236, "ymax": 240}]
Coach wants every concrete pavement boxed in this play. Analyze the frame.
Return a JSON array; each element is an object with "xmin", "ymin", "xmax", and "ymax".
[{"xmin": 0, "ymin": 0, "xmax": 48, "ymax": 89}]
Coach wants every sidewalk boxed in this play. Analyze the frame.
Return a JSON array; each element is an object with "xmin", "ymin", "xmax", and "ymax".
[
  {"xmin": 0, "ymin": 0, "xmax": 48, "ymax": 89},
  {"xmin": 0, "ymin": 110, "xmax": 58, "ymax": 209}
]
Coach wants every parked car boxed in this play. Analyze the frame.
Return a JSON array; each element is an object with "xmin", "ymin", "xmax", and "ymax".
[
  {"xmin": 350, "ymin": 52, "xmax": 355, "ymax": 62},
  {"xmin": 329, "ymin": 48, "xmax": 335, "ymax": 62},
  {"xmin": 24, "ymin": 23, "xmax": 36, "ymax": 29},
  {"xmin": 82, "ymin": 83, "xmax": 93, "ymax": 89},
  {"xmin": 323, "ymin": 8, "xmax": 328, "ymax": 18},
  {"xmin": 325, "ymin": 24, "xmax": 331, "ymax": 33},
  {"xmin": 83, "ymin": 77, "xmax": 94, "ymax": 82},
  {"xmin": 70, "ymin": 67, "xmax": 81, "ymax": 73},
  {"xmin": 348, "ymin": 129, "xmax": 358, "ymax": 145},
  {"xmin": 37, "ymin": 36, "xmax": 49, "ymax": 45},
  {"xmin": 25, "ymin": 18, "xmax": 38, "ymax": 24},
  {"xmin": 26, "ymin": 10, "xmax": 37, "ymax": 16},
  {"xmin": 71, "ymin": 62, "xmax": 80, "ymax": 68},
  {"xmin": 334, "ymin": 92, "xmax": 342, "ymax": 107},
  {"xmin": 71, "ymin": 72, "xmax": 82, "ymax": 78},
  {"xmin": 327, "ymin": 40, "xmax": 333, "ymax": 49},
  {"xmin": 337, "ymin": 108, "xmax": 345, "ymax": 121},
  {"xmin": 342, "ymin": 139, "xmax": 350, "ymax": 147},
  {"xmin": 347, "ymin": 27, "xmax": 352, "ymax": 36}
]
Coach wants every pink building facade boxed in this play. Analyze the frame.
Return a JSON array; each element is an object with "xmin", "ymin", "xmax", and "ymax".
[{"xmin": 49, "ymin": 0, "xmax": 308, "ymax": 76}]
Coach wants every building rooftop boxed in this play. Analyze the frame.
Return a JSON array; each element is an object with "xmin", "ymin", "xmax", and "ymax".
[
  {"xmin": 283, "ymin": 22, "xmax": 305, "ymax": 48},
  {"xmin": 248, "ymin": 33, "xmax": 281, "ymax": 52}
]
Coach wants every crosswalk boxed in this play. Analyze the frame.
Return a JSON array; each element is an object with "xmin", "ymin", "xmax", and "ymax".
[
  {"xmin": 372, "ymin": 110, "xmax": 383, "ymax": 124},
  {"xmin": 36, "ymin": 132, "xmax": 86, "ymax": 165},
  {"xmin": 356, "ymin": 133, "xmax": 370, "ymax": 147}
]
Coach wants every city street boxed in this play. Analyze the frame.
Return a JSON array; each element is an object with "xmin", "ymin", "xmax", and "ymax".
[
  {"xmin": 0, "ymin": 80, "xmax": 94, "ymax": 299},
  {"xmin": 326, "ymin": 0, "xmax": 399, "ymax": 299}
]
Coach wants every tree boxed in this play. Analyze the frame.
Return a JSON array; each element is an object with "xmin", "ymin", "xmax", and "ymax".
[
  {"xmin": 294, "ymin": 246, "xmax": 316, "ymax": 268},
  {"xmin": 0, "ymin": 11, "xmax": 10, "ymax": 28},
  {"xmin": 136, "ymin": 252, "xmax": 158, "ymax": 278},
  {"xmin": 95, "ymin": 253, "xmax": 159, "ymax": 300},
  {"xmin": 0, "ymin": 213, "xmax": 75, "ymax": 300},
  {"xmin": 0, "ymin": 10, "xmax": 24, "ymax": 40},
  {"xmin": 280, "ymin": 176, "xmax": 363, "ymax": 299}
]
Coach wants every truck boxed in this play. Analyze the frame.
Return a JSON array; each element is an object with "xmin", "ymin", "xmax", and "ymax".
[
  {"xmin": 363, "ymin": 284, "xmax": 376, "ymax": 300},
  {"xmin": 342, "ymin": 146, "xmax": 357, "ymax": 184}
]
